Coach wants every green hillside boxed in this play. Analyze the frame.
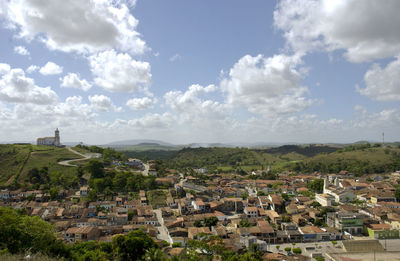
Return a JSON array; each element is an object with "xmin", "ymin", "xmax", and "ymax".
[
  {"xmin": 0, "ymin": 144, "xmax": 83, "ymax": 188},
  {"xmin": 291, "ymin": 145, "xmax": 400, "ymax": 175},
  {"xmin": 110, "ymin": 143, "xmax": 183, "ymax": 151},
  {"xmin": 0, "ymin": 145, "xmax": 31, "ymax": 186}
]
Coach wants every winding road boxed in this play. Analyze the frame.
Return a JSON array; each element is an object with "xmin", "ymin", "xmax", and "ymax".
[{"xmin": 58, "ymin": 147, "xmax": 99, "ymax": 167}]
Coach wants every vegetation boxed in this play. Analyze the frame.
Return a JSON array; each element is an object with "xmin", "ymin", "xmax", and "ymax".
[
  {"xmin": 0, "ymin": 208, "xmax": 266, "ymax": 261},
  {"xmin": 292, "ymin": 247, "xmax": 302, "ymax": 254},
  {"xmin": 292, "ymin": 145, "xmax": 400, "ymax": 175}
]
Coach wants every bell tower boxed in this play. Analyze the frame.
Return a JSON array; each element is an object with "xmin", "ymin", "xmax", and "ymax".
[{"xmin": 55, "ymin": 128, "xmax": 60, "ymax": 146}]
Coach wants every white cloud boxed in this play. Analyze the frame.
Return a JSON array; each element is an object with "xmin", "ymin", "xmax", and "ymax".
[
  {"xmin": 165, "ymin": 84, "xmax": 229, "ymax": 128},
  {"xmin": 274, "ymin": 0, "xmax": 400, "ymax": 62},
  {"xmin": 26, "ymin": 65, "xmax": 39, "ymax": 74},
  {"xmin": 88, "ymin": 94, "xmax": 121, "ymax": 112},
  {"xmin": 13, "ymin": 45, "xmax": 29, "ymax": 56},
  {"xmin": 2, "ymin": 0, "xmax": 147, "ymax": 54},
  {"xmin": 356, "ymin": 58, "xmax": 400, "ymax": 101},
  {"xmin": 0, "ymin": 63, "xmax": 11, "ymax": 75},
  {"xmin": 220, "ymin": 54, "xmax": 313, "ymax": 117},
  {"xmin": 126, "ymin": 97, "xmax": 156, "ymax": 110},
  {"xmin": 60, "ymin": 73, "xmax": 92, "ymax": 92},
  {"xmin": 39, "ymin": 62, "xmax": 63, "ymax": 75},
  {"xmin": 127, "ymin": 113, "xmax": 174, "ymax": 129},
  {"xmin": 89, "ymin": 49, "xmax": 151, "ymax": 93},
  {"xmin": 169, "ymin": 53, "xmax": 182, "ymax": 62},
  {"xmin": 0, "ymin": 64, "xmax": 58, "ymax": 104}
]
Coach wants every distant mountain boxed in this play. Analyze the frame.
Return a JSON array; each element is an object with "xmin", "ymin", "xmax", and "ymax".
[{"xmin": 106, "ymin": 139, "xmax": 175, "ymax": 146}]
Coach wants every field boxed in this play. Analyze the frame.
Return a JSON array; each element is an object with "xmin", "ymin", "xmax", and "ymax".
[
  {"xmin": 18, "ymin": 146, "xmax": 82, "ymax": 183},
  {"xmin": 0, "ymin": 145, "xmax": 31, "ymax": 186},
  {"xmin": 0, "ymin": 144, "xmax": 86, "ymax": 187}
]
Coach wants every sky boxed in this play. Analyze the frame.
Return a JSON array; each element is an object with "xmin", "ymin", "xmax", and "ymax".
[{"xmin": 0, "ymin": 0, "xmax": 399, "ymax": 145}]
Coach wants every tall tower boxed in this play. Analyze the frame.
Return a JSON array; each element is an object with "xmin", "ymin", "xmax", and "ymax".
[{"xmin": 55, "ymin": 128, "xmax": 60, "ymax": 146}]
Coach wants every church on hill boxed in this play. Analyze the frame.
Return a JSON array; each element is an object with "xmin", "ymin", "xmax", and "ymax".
[{"xmin": 37, "ymin": 128, "xmax": 61, "ymax": 146}]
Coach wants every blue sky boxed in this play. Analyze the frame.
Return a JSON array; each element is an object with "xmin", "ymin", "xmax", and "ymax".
[{"xmin": 0, "ymin": 0, "xmax": 399, "ymax": 144}]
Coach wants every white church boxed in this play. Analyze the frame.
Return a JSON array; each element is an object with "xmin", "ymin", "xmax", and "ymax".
[{"xmin": 37, "ymin": 128, "xmax": 61, "ymax": 146}]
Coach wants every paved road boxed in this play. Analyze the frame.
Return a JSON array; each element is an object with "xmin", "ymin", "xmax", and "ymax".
[
  {"xmin": 58, "ymin": 147, "xmax": 94, "ymax": 167},
  {"xmin": 154, "ymin": 209, "xmax": 170, "ymax": 243}
]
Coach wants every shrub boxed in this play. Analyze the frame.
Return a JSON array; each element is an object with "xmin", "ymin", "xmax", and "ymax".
[
  {"xmin": 284, "ymin": 247, "xmax": 291, "ymax": 252},
  {"xmin": 292, "ymin": 247, "xmax": 302, "ymax": 254},
  {"xmin": 172, "ymin": 242, "xmax": 182, "ymax": 248}
]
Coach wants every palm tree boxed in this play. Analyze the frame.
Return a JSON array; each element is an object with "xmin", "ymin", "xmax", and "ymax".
[{"xmin": 143, "ymin": 248, "xmax": 168, "ymax": 261}]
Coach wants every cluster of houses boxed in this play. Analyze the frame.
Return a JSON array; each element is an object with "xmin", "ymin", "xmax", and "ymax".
[{"xmin": 2, "ymin": 170, "xmax": 400, "ymax": 259}]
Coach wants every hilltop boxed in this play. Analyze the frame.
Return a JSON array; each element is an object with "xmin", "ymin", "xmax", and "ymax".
[{"xmin": 0, "ymin": 144, "xmax": 84, "ymax": 188}]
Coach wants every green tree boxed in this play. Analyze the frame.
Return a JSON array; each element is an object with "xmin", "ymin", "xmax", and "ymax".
[
  {"xmin": 240, "ymin": 219, "xmax": 251, "ymax": 227},
  {"xmin": 194, "ymin": 220, "xmax": 203, "ymax": 227},
  {"xmin": 86, "ymin": 189, "xmax": 98, "ymax": 202},
  {"xmin": 112, "ymin": 230, "xmax": 157, "ymax": 260},
  {"xmin": 203, "ymin": 216, "xmax": 218, "ymax": 229},
  {"xmin": 307, "ymin": 179, "xmax": 324, "ymax": 193},
  {"xmin": 292, "ymin": 247, "xmax": 302, "ymax": 254},
  {"xmin": 49, "ymin": 187, "xmax": 58, "ymax": 201},
  {"xmin": 85, "ymin": 160, "xmax": 104, "ymax": 179},
  {"xmin": 0, "ymin": 207, "xmax": 57, "ymax": 254}
]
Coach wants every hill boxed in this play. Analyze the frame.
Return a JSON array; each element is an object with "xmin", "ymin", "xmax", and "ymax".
[
  {"xmin": 0, "ymin": 144, "xmax": 84, "ymax": 188},
  {"xmin": 110, "ymin": 143, "xmax": 183, "ymax": 151},
  {"xmin": 291, "ymin": 145, "xmax": 400, "ymax": 175},
  {"xmin": 105, "ymin": 139, "xmax": 175, "ymax": 146}
]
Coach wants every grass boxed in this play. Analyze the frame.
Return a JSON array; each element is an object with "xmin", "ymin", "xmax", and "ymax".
[
  {"xmin": 0, "ymin": 145, "xmax": 31, "ymax": 186},
  {"xmin": 17, "ymin": 146, "xmax": 82, "ymax": 184},
  {"xmin": 147, "ymin": 189, "xmax": 168, "ymax": 208}
]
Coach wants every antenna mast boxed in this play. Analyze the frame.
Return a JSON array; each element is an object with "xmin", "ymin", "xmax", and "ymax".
[{"xmin": 382, "ymin": 132, "xmax": 385, "ymax": 146}]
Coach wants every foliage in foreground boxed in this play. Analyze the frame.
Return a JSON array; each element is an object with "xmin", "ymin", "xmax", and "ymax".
[{"xmin": 0, "ymin": 208, "xmax": 266, "ymax": 261}]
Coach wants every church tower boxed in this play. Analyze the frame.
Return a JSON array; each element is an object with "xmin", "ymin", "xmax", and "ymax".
[{"xmin": 55, "ymin": 128, "xmax": 60, "ymax": 146}]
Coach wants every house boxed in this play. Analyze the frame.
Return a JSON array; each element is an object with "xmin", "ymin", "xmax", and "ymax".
[
  {"xmin": 327, "ymin": 212, "xmax": 364, "ymax": 235},
  {"xmin": 315, "ymin": 193, "xmax": 335, "ymax": 207},
  {"xmin": 300, "ymin": 226, "xmax": 330, "ymax": 241},
  {"xmin": 244, "ymin": 207, "xmax": 258, "ymax": 218},
  {"xmin": 188, "ymin": 227, "xmax": 211, "ymax": 239},
  {"xmin": 79, "ymin": 187, "xmax": 89, "ymax": 197},
  {"xmin": 265, "ymin": 210, "xmax": 282, "ymax": 224},
  {"xmin": 268, "ymin": 194, "xmax": 285, "ymax": 213},
  {"xmin": 65, "ymin": 227, "xmax": 100, "ymax": 242},
  {"xmin": 366, "ymin": 223, "xmax": 399, "ymax": 239},
  {"xmin": 370, "ymin": 192, "xmax": 396, "ymax": 205}
]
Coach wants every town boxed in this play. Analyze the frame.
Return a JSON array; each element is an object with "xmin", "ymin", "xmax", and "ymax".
[{"xmin": 1, "ymin": 140, "xmax": 400, "ymax": 261}]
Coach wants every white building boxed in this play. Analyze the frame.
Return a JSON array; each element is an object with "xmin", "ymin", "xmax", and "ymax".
[
  {"xmin": 315, "ymin": 193, "xmax": 335, "ymax": 207},
  {"xmin": 37, "ymin": 128, "xmax": 61, "ymax": 146}
]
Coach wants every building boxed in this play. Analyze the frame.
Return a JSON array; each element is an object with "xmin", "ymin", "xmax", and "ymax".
[
  {"xmin": 315, "ymin": 193, "xmax": 335, "ymax": 207},
  {"xmin": 37, "ymin": 128, "xmax": 61, "ymax": 146},
  {"xmin": 366, "ymin": 223, "xmax": 399, "ymax": 239},
  {"xmin": 327, "ymin": 212, "xmax": 364, "ymax": 235}
]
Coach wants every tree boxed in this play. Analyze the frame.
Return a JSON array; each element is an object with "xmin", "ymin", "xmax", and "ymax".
[
  {"xmin": 284, "ymin": 247, "xmax": 291, "ymax": 252},
  {"xmin": 0, "ymin": 207, "xmax": 57, "ymax": 254},
  {"xmin": 49, "ymin": 187, "xmax": 58, "ymax": 201},
  {"xmin": 292, "ymin": 247, "xmax": 302, "ymax": 254},
  {"xmin": 395, "ymin": 189, "xmax": 400, "ymax": 202},
  {"xmin": 143, "ymin": 248, "xmax": 168, "ymax": 261},
  {"xmin": 203, "ymin": 216, "xmax": 218, "ymax": 229},
  {"xmin": 240, "ymin": 219, "xmax": 251, "ymax": 227},
  {"xmin": 85, "ymin": 160, "xmax": 104, "ymax": 179},
  {"xmin": 86, "ymin": 189, "xmax": 98, "ymax": 202},
  {"xmin": 307, "ymin": 179, "xmax": 324, "ymax": 193},
  {"xmin": 276, "ymin": 245, "xmax": 280, "ymax": 251},
  {"xmin": 194, "ymin": 220, "xmax": 203, "ymax": 227},
  {"xmin": 113, "ymin": 230, "xmax": 157, "ymax": 260},
  {"xmin": 311, "ymin": 201, "xmax": 321, "ymax": 208}
]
